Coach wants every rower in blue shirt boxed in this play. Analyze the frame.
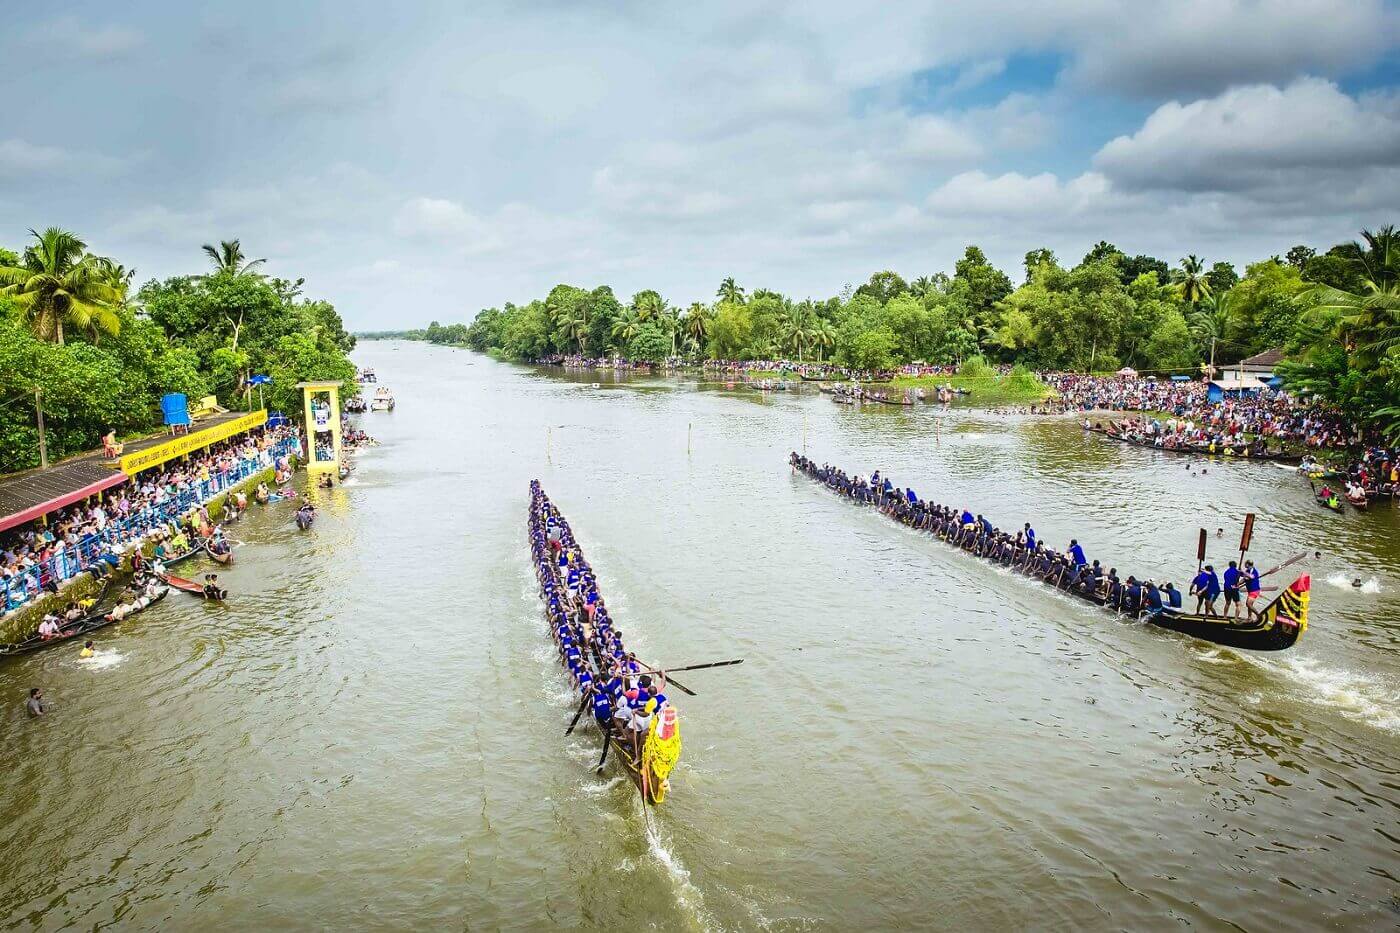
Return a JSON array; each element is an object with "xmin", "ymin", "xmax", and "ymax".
[
  {"xmin": 1191, "ymin": 565, "xmax": 1222, "ymax": 616},
  {"xmin": 1222, "ymin": 561, "xmax": 1243, "ymax": 620},
  {"xmin": 1068, "ymin": 539, "xmax": 1087, "ymax": 566},
  {"xmin": 961, "ymin": 509, "xmax": 975, "ymax": 527},
  {"xmin": 590, "ymin": 685, "xmax": 613, "ymax": 727},
  {"xmin": 906, "ymin": 487, "xmax": 918, "ymax": 503},
  {"xmin": 1163, "ymin": 581, "xmax": 1182, "ymax": 609},
  {"xmin": 1143, "ymin": 581, "xmax": 1164, "ymax": 616},
  {"xmin": 1024, "ymin": 523, "xmax": 1036, "ymax": 551}
]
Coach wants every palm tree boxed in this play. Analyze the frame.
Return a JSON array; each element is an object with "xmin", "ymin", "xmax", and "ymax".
[
  {"xmin": 1303, "ymin": 225, "xmax": 1400, "ymax": 369},
  {"xmin": 683, "ymin": 303, "xmax": 709, "ymax": 353},
  {"xmin": 95, "ymin": 258, "xmax": 137, "ymax": 311},
  {"xmin": 1190, "ymin": 289, "xmax": 1235, "ymax": 350},
  {"xmin": 564, "ymin": 311, "xmax": 589, "ymax": 353},
  {"xmin": 784, "ymin": 312, "xmax": 813, "ymax": 360},
  {"xmin": 717, "ymin": 277, "xmax": 744, "ymax": 304},
  {"xmin": 811, "ymin": 319, "xmax": 837, "ymax": 362},
  {"xmin": 660, "ymin": 303, "xmax": 680, "ymax": 356},
  {"xmin": 201, "ymin": 239, "xmax": 266, "ymax": 278},
  {"xmin": 632, "ymin": 290, "xmax": 666, "ymax": 323},
  {"xmin": 1174, "ymin": 254, "xmax": 1211, "ymax": 308},
  {"xmin": 611, "ymin": 309, "xmax": 640, "ymax": 347},
  {"xmin": 0, "ymin": 228, "xmax": 120, "ymax": 345}
]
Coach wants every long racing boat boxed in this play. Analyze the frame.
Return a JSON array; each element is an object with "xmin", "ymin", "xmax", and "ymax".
[
  {"xmin": 527, "ymin": 481, "xmax": 682, "ymax": 805},
  {"xmin": 791, "ymin": 453, "xmax": 1310, "ymax": 652},
  {"xmin": 1086, "ymin": 424, "xmax": 1300, "ymax": 463}
]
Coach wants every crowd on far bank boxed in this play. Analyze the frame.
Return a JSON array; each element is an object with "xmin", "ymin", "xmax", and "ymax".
[
  {"xmin": 2, "ymin": 425, "xmax": 302, "ymax": 614},
  {"xmin": 1046, "ymin": 374, "xmax": 1363, "ymax": 449},
  {"xmin": 531, "ymin": 355, "xmax": 1380, "ymax": 456}
]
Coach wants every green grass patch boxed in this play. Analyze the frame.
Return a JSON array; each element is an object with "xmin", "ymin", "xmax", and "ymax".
[{"xmin": 889, "ymin": 366, "xmax": 1054, "ymax": 405}]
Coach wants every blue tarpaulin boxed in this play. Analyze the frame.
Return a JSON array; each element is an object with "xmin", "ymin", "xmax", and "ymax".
[{"xmin": 161, "ymin": 393, "xmax": 190, "ymax": 427}]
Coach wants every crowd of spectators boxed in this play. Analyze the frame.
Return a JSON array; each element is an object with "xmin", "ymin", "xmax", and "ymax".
[
  {"xmin": 1046, "ymin": 374, "xmax": 1364, "ymax": 449},
  {"xmin": 2, "ymin": 425, "xmax": 301, "ymax": 614}
]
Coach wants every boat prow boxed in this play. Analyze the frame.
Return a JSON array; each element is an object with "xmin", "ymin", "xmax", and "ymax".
[{"xmin": 1144, "ymin": 575, "xmax": 1310, "ymax": 651}]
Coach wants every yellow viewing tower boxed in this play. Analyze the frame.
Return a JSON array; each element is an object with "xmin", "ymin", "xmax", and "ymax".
[{"xmin": 297, "ymin": 381, "xmax": 344, "ymax": 476}]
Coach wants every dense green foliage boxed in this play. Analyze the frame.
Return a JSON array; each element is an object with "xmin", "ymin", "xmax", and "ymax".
[
  {"xmin": 420, "ymin": 229, "xmax": 1397, "ymax": 440},
  {"xmin": 0, "ymin": 229, "xmax": 356, "ymax": 472}
]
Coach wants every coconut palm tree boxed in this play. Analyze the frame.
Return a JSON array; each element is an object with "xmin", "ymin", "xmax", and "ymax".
[
  {"xmin": 1174, "ymin": 254, "xmax": 1211, "ymax": 308},
  {"xmin": 717, "ymin": 277, "xmax": 744, "ymax": 304},
  {"xmin": 563, "ymin": 310, "xmax": 589, "ymax": 353},
  {"xmin": 201, "ymin": 239, "xmax": 266, "ymax": 278},
  {"xmin": 784, "ymin": 312, "xmax": 813, "ymax": 361},
  {"xmin": 0, "ymin": 228, "xmax": 120, "ymax": 345},
  {"xmin": 683, "ymin": 303, "xmax": 709, "ymax": 353},
  {"xmin": 632, "ymin": 290, "xmax": 666, "ymax": 323},
  {"xmin": 611, "ymin": 309, "xmax": 640, "ymax": 347},
  {"xmin": 94, "ymin": 258, "xmax": 137, "ymax": 311},
  {"xmin": 811, "ymin": 319, "xmax": 837, "ymax": 362},
  {"xmin": 1302, "ymin": 225, "xmax": 1400, "ymax": 369},
  {"xmin": 1190, "ymin": 289, "xmax": 1235, "ymax": 350}
]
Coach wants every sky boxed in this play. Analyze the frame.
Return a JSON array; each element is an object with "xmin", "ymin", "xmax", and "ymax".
[{"xmin": 2, "ymin": 0, "xmax": 1399, "ymax": 330}]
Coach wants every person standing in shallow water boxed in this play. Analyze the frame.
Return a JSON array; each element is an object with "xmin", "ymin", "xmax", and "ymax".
[{"xmin": 26, "ymin": 687, "xmax": 47, "ymax": 717}]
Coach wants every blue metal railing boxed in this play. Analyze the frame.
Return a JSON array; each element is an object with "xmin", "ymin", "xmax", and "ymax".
[{"xmin": 2, "ymin": 437, "xmax": 298, "ymax": 614}]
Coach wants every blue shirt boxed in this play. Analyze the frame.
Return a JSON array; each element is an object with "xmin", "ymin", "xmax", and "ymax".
[
  {"xmin": 1069, "ymin": 543, "xmax": 1086, "ymax": 566},
  {"xmin": 1247, "ymin": 568, "xmax": 1261, "ymax": 593},
  {"xmin": 1167, "ymin": 587, "xmax": 1182, "ymax": 608},
  {"xmin": 1223, "ymin": 567, "xmax": 1240, "ymax": 590},
  {"xmin": 1025, "ymin": 529, "xmax": 1036, "ymax": 548}
]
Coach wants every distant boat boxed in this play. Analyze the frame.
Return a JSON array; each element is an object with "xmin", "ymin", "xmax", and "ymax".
[{"xmin": 371, "ymin": 387, "xmax": 395, "ymax": 411}]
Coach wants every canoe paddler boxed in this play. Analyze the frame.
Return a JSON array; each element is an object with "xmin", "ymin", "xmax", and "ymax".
[
  {"xmin": 1068, "ymin": 539, "xmax": 1087, "ymax": 567},
  {"xmin": 1190, "ymin": 565, "xmax": 1221, "ymax": 616},
  {"xmin": 1243, "ymin": 560, "xmax": 1262, "ymax": 619},
  {"xmin": 1223, "ymin": 561, "xmax": 1243, "ymax": 620}
]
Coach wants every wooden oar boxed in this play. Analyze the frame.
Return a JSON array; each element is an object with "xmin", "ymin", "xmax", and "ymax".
[
  {"xmin": 564, "ymin": 692, "xmax": 591, "ymax": 736},
  {"xmin": 595, "ymin": 723, "xmax": 611, "ymax": 773},
  {"xmin": 629, "ymin": 659, "xmax": 744, "ymax": 678},
  {"xmin": 1259, "ymin": 550, "xmax": 1308, "ymax": 579}
]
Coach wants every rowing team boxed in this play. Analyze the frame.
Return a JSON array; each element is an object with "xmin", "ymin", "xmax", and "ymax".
[
  {"xmin": 528, "ymin": 482, "xmax": 678, "ymax": 767},
  {"xmin": 790, "ymin": 453, "xmax": 1269, "ymax": 622}
]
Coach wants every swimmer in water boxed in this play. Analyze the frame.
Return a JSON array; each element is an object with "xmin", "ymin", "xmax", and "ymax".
[{"xmin": 79, "ymin": 640, "xmax": 94, "ymax": 659}]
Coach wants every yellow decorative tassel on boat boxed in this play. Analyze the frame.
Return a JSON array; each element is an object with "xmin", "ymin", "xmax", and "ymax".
[{"xmin": 643, "ymin": 706, "xmax": 682, "ymax": 804}]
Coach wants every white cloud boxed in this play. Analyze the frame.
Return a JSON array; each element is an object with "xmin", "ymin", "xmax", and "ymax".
[
  {"xmin": 1094, "ymin": 79, "xmax": 1400, "ymax": 192},
  {"xmin": 28, "ymin": 16, "xmax": 143, "ymax": 58},
  {"xmin": 927, "ymin": 170, "xmax": 1112, "ymax": 217},
  {"xmin": 3, "ymin": 1, "xmax": 1398, "ymax": 329},
  {"xmin": 0, "ymin": 138, "xmax": 132, "ymax": 177}
]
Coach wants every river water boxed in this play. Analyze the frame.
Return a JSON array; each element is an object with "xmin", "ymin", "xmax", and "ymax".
[{"xmin": 2, "ymin": 340, "xmax": 1398, "ymax": 931}]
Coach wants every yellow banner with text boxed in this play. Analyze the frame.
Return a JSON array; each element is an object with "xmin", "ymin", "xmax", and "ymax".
[{"xmin": 119, "ymin": 410, "xmax": 268, "ymax": 475}]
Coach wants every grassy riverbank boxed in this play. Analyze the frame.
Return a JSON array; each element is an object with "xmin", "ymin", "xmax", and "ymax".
[{"xmin": 890, "ymin": 365, "xmax": 1054, "ymax": 406}]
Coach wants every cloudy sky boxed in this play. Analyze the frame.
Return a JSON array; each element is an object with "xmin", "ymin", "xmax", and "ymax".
[{"xmin": 3, "ymin": 1, "xmax": 1399, "ymax": 329}]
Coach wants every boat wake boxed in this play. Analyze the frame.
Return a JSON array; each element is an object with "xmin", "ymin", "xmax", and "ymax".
[
  {"xmin": 1245, "ymin": 655, "xmax": 1400, "ymax": 734},
  {"xmin": 1324, "ymin": 572, "xmax": 1382, "ymax": 594},
  {"xmin": 645, "ymin": 816, "xmax": 715, "ymax": 932}
]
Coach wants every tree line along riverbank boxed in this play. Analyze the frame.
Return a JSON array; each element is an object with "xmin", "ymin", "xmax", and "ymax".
[
  {"xmin": 0, "ymin": 231, "xmax": 357, "ymax": 474},
  {"xmin": 365, "ymin": 226, "xmax": 1400, "ymax": 444}
]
